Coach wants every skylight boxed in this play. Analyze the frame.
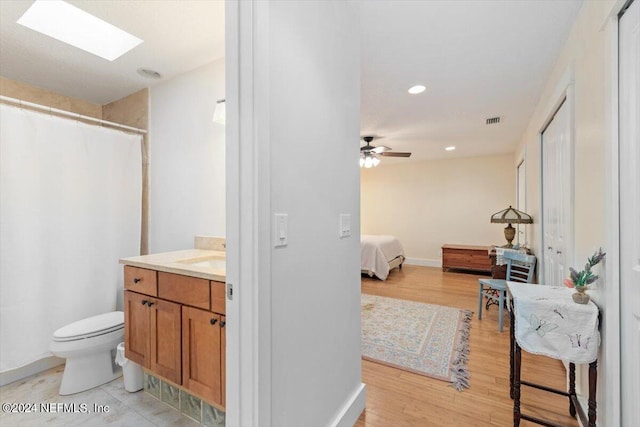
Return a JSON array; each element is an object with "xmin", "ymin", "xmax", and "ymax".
[{"xmin": 17, "ymin": 0, "xmax": 143, "ymax": 61}]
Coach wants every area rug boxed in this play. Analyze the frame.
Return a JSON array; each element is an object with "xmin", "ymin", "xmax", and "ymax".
[{"xmin": 361, "ymin": 294, "xmax": 472, "ymax": 390}]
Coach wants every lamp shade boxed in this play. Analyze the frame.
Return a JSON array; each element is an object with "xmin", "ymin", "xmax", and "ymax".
[{"xmin": 490, "ymin": 206, "xmax": 532, "ymax": 224}]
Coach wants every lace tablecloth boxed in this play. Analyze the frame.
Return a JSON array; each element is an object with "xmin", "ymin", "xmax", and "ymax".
[{"xmin": 506, "ymin": 282, "xmax": 600, "ymax": 364}]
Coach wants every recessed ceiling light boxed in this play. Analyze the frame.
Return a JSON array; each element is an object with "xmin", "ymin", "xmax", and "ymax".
[
  {"xmin": 445, "ymin": 146, "xmax": 456, "ymax": 151},
  {"xmin": 408, "ymin": 85, "xmax": 426, "ymax": 94},
  {"xmin": 17, "ymin": 0, "xmax": 143, "ymax": 61},
  {"xmin": 137, "ymin": 68, "xmax": 162, "ymax": 79}
]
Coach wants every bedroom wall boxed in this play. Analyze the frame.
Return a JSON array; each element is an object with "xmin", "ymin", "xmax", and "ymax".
[
  {"xmin": 513, "ymin": 0, "xmax": 619, "ymax": 424},
  {"xmin": 361, "ymin": 153, "xmax": 515, "ymax": 265},
  {"xmin": 148, "ymin": 59, "xmax": 225, "ymax": 253}
]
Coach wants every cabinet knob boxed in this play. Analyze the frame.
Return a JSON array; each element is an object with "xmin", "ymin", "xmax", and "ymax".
[
  {"xmin": 147, "ymin": 301, "xmax": 155, "ymax": 307},
  {"xmin": 210, "ymin": 318, "xmax": 218, "ymax": 325},
  {"xmin": 141, "ymin": 300, "xmax": 148, "ymax": 305},
  {"xmin": 133, "ymin": 278, "xmax": 141, "ymax": 283},
  {"xmin": 547, "ymin": 246, "xmax": 553, "ymax": 250},
  {"xmin": 220, "ymin": 320, "xmax": 226, "ymax": 328},
  {"xmin": 556, "ymin": 250, "xmax": 562, "ymax": 254}
]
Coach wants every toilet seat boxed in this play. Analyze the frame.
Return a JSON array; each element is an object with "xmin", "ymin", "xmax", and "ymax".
[{"xmin": 53, "ymin": 311, "xmax": 124, "ymax": 342}]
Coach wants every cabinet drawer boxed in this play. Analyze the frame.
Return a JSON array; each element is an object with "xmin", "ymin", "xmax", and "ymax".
[
  {"xmin": 124, "ymin": 266, "xmax": 157, "ymax": 296},
  {"xmin": 211, "ymin": 281, "xmax": 226, "ymax": 315},
  {"xmin": 158, "ymin": 272, "xmax": 210, "ymax": 310}
]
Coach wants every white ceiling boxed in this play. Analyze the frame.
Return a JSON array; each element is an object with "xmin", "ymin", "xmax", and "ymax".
[
  {"xmin": 0, "ymin": 0, "xmax": 224, "ymax": 105},
  {"xmin": 0, "ymin": 1, "xmax": 582, "ymax": 161},
  {"xmin": 360, "ymin": 0, "xmax": 583, "ymax": 162}
]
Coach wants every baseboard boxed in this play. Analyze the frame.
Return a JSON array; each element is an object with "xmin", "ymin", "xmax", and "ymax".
[
  {"xmin": 404, "ymin": 257, "xmax": 442, "ymax": 268},
  {"xmin": 329, "ymin": 382, "xmax": 366, "ymax": 427},
  {"xmin": 0, "ymin": 356, "xmax": 64, "ymax": 387}
]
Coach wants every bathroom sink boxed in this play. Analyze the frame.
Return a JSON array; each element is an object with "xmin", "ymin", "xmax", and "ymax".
[{"xmin": 177, "ymin": 257, "xmax": 225, "ymax": 270}]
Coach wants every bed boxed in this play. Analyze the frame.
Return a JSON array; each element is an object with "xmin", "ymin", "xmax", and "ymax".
[{"xmin": 361, "ymin": 235, "xmax": 405, "ymax": 280}]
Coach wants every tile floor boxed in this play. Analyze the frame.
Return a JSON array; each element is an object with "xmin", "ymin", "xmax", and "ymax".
[{"xmin": 0, "ymin": 365, "xmax": 200, "ymax": 427}]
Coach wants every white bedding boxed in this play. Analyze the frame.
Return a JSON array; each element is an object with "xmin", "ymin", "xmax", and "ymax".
[{"xmin": 361, "ymin": 235, "xmax": 405, "ymax": 280}]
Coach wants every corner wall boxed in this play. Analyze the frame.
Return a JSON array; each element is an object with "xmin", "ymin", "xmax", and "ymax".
[
  {"xmin": 267, "ymin": 2, "xmax": 363, "ymax": 424},
  {"xmin": 361, "ymin": 154, "xmax": 515, "ymax": 264}
]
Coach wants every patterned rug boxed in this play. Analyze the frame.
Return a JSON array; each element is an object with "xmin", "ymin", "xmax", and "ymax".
[{"xmin": 361, "ymin": 294, "xmax": 472, "ymax": 390}]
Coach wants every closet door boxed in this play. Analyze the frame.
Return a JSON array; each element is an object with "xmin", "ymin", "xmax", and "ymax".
[
  {"xmin": 541, "ymin": 99, "xmax": 572, "ymax": 286},
  {"xmin": 619, "ymin": 0, "xmax": 640, "ymax": 424}
]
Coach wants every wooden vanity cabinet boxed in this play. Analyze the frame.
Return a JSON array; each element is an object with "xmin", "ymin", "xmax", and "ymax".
[
  {"xmin": 124, "ymin": 290, "xmax": 151, "ymax": 367},
  {"xmin": 123, "ymin": 265, "xmax": 226, "ymax": 408},
  {"xmin": 124, "ymin": 290, "xmax": 182, "ymax": 384},
  {"xmin": 182, "ymin": 306, "xmax": 223, "ymax": 405}
]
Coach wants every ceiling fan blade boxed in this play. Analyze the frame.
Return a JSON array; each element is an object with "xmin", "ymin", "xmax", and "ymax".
[
  {"xmin": 371, "ymin": 145, "xmax": 391, "ymax": 153},
  {"xmin": 379, "ymin": 152, "xmax": 411, "ymax": 157}
]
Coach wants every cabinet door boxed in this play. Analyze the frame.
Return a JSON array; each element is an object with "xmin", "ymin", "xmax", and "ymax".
[
  {"xmin": 124, "ymin": 291, "xmax": 150, "ymax": 367},
  {"xmin": 149, "ymin": 298, "xmax": 182, "ymax": 384},
  {"xmin": 182, "ymin": 306, "xmax": 222, "ymax": 405},
  {"xmin": 220, "ymin": 315, "xmax": 226, "ymax": 407}
]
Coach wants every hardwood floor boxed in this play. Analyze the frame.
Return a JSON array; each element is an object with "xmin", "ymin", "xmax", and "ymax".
[{"xmin": 356, "ymin": 265, "xmax": 580, "ymax": 427}]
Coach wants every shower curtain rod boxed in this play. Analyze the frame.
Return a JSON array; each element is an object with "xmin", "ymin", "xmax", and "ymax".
[{"xmin": 0, "ymin": 95, "xmax": 148, "ymax": 135}]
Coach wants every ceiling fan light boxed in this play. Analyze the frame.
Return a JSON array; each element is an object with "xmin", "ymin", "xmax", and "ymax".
[
  {"xmin": 408, "ymin": 85, "xmax": 426, "ymax": 94},
  {"xmin": 359, "ymin": 157, "xmax": 365, "ymax": 167},
  {"xmin": 372, "ymin": 157, "xmax": 380, "ymax": 166},
  {"xmin": 364, "ymin": 157, "xmax": 373, "ymax": 168}
]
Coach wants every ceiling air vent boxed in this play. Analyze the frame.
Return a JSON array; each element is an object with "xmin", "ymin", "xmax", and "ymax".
[{"xmin": 486, "ymin": 117, "xmax": 501, "ymax": 125}]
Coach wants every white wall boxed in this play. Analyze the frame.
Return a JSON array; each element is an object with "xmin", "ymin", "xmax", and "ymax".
[
  {"xmin": 266, "ymin": 3, "xmax": 363, "ymax": 426},
  {"xmin": 226, "ymin": 1, "xmax": 362, "ymax": 425},
  {"xmin": 514, "ymin": 0, "xmax": 620, "ymax": 424},
  {"xmin": 149, "ymin": 60, "xmax": 225, "ymax": 252},
  {"xmin": 361, "ymin": 154, "xmax": 515, "ymax": 264}
]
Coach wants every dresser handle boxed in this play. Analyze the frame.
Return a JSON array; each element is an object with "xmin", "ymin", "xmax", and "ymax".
[
  {"xmin": 147, "ymin": 301, "xmax": 155, "ymax": 307},
  {"xmin": 141, "ymin": 300, "xmax": 148, "ymax": 305},
  {"xmin": 210, "ymin": 318, "xmax": 218, "ymax": 325},
  {"xmin": 133, "ymin": 278, "xmax": 141, "ymax": 283},
  {"xmin": 220, "ymin": 320, "xmax": 226, "ymax": 328}
]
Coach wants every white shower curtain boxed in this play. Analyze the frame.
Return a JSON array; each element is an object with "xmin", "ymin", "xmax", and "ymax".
[{"xmin": 0, "ymin": 104, "xmax": 142, "ymax": 373}]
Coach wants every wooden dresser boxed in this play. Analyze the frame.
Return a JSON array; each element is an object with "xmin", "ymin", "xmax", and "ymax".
[{"xmin": 441, "ymin": 244, "xmax": 492, "ymax": 274}]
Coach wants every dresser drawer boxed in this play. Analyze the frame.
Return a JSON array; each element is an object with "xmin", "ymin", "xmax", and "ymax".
[
  {"xmin": 158, "ymin": 272, "xmax": 210, "ymax": 310},
  {"xmin": 124, "ymin": 266, "xmax": 158, "ymax": 296}
]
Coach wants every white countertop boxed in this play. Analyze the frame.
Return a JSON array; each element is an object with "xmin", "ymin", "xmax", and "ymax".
[{"xmin": 120, "ymin": 249, "xmax": 226, "ymax": 282}]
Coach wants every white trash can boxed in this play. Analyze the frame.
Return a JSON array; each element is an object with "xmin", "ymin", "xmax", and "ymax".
[{"xmin": 115, "ymin": 342, "xmax": 143, "ymax": 392}]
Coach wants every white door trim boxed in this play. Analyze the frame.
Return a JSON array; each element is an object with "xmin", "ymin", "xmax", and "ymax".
[{"xmin": 225, "ymin": 1, "xmax": 272, "ymax": 425}]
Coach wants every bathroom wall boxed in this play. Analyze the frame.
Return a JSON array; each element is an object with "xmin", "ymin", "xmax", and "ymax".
[
  {"xmin": 148, "ymin": 59, "xmax": 225, "ymax": 253},
  {"xmin": 0, "ymin": 76, "xmax": 102, "ymax": 119},
  {"xmin": 103, "ymin": 89, "xmax": 150, "ymax": 255}
]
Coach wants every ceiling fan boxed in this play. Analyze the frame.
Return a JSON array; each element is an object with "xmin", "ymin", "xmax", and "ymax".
[{"xmin": 360, "ymin": 136, "xmax": 411, "ymax": 168}]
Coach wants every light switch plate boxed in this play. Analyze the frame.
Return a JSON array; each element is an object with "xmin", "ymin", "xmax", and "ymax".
[
  {"xmin": 274, "ymin": 213, "xmax": 288, "ymax": 247},
  {"xmin": 339, "ymin": 213, "xmax": 351, "ymax": 238}
]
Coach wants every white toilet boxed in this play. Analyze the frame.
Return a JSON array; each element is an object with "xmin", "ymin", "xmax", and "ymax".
[{"xmin": 50, "ymin": 311, "xmax": 124, "ymax": 395}]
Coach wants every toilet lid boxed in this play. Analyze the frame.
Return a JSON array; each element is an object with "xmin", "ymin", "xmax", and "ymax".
[{"xmin": 53, "ymin": 311, "xmax": 124, "ymax": 341}]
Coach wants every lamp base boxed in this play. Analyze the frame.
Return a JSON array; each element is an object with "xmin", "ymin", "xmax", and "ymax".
[{"xmin": 503, "ymin": 224, "xmax": 515, "ymax": 248}]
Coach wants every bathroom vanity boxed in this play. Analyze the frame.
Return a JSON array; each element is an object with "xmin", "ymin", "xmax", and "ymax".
[{"xmin": 120, "ymin": 249, "xmax": 226, "ymax": 409}]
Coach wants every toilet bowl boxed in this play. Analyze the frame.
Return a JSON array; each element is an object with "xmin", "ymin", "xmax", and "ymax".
[{"xmin": 50, "ymin": 311, "xmax": 124, "ymax": 395}]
